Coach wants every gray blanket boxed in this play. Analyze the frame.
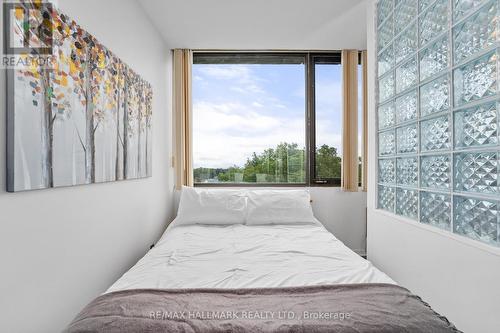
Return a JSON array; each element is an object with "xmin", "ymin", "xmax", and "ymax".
[{"xmin": 64, "ymin": 284, "xmax": 460, "ymax": 333}]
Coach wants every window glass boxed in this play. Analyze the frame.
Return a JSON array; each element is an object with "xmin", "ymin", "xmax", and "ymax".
[
  {"xmin": 193, "ymin": 56, "xmax": 306, "ymax": 184},
  {"xmin": 358, "ymin": 63, "xmax": 363, "ymax": 185},
  {"xmin": 314, "ymin": 63, "xmax": 342, "ymax": 182}
]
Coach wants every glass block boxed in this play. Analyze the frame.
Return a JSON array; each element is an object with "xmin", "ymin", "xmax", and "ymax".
[
  {"xmin": 378, "ymin": 102, "xmax": 395, "ymax": 129},
  {"xmin": 396, "ymin": 188, "xmax": 419, "ymax": 219},
  {"xmin": 419, "ymin": 36, "xmax": 449, "ymax": 81},
  {"xmin": 378, "ymin": 15, "xmax": 393, "ymax": 51},
  {"xmin": 454, "ymin": 50, "xmax": 498, "ymax": 106},
  {"xmin": 396, "ymin": 57, "xmax": 417, "ymax": 93},
  {"xmin": 397, "ymin": 157, "xmax": 419, "ymax": 186},
  {"xmin": 379, "ymin": 72, "xmax": 395, "ymax": 103},
  {"xmin": 394, "ymin": 0, "xmax": 417, "ymax": 35},
  {"xmin": 419, "ymin": 0, "xmax": 449, "ymax": 46},
  {"xmin": 454, "ymin": 0, "xmax": 490, "ymax": 21},
  {"xmin": 378, "ymin": 44, "xmax": 394, "ymax": 77},
  {"xmin": 378, "ymin": 185, "xmax": 395, "ymax": 212},
  {"xmin": 379, "ymin": 159, "xmax": 396, "ymax": 184},
  {"xmin": 454, "ymin": 101, "xmax": 498, "ymax": 148},
  {"xmin": 419, "ymin": 0, "xmax": 435, "ymax": 12},
  {"xmin": 420, "ymin": 75, "xmax": 450, "ymax": 116},
  {"xmin": 420, "ymin": 191, "xmax": 452, "ymax": 230},
  {"xmin": 378, "ymin": 0, "xmax": 393, "ymax": 26},
  {"xmin": 395, "ymin": 90, "xmax": 417, "ymax": 123},
  {"xmin": 454, "ymin": 1, "xmax": 498, "ymax": 64},
  {"xmin": 454, "ymin": 196, "xmax": 499, "ymax": 245},
  {"xmin": 379, "ymin": 130, "xmax": 396, "ymax": 156},
  {"xmin": 421, "ymin": 116, "xmax": 451, "ymax": 151},
  {"xmin": 421, "ymin": 154, "xmax": 451, "ymax": 190},
  {"xmin": 397, "ymin": 123, "xmax": 419, "ymax": 154},
  {"xmin": 454, "ymin": 151, "xmax": 498, "ymax": 194},
  {"xmin": 395, "ymin": 22, "xmax": 417, "ymax": 64}
]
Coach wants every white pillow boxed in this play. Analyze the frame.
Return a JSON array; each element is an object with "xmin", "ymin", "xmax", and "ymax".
[
  {"xmin": 176, "ymin": 187, "xmax": 247, "ymax": 225},
  {"xmin": 245, "ymin": 189, "xmax": 316, "ymax": 225}
]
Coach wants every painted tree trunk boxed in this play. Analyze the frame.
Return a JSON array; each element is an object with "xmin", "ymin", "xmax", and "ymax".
[
  {"xmin": 145, "ymin": 118, "xmax": 149, "ymax": 176},
  {"xmin": 84, "ymin": 62, "xmax": 95, "ymax": 184},
  {"xmin": 115, "ymin": 87, "xmax": 121, "ymax": 180},
  {"xmin": 123, "ymin": 80, "xmax": 129, "ymax": 179},
  {"xmin": 41, "ymin": 67, "xmax": 54, "ymax": 187},
  {"xmin": 137, "ymin": 92, "xmax": 143, "ymax": 177},
  {"xmin": 90, "ymin": 119, "xmax": 96, "ymax": 183},
  {"xmin": 85, "ymin": 103, "xmax": 95, "ymax": 183}
]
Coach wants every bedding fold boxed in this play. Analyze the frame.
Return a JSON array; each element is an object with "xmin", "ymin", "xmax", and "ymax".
[{"xmin": 64, "ymin": 283, "xmax": 460, "ymax": 333}]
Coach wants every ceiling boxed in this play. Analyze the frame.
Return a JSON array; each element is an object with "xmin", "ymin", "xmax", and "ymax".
[{"xmin": 137, "ymin": 0, "xmax": 368, "ymax": 50}]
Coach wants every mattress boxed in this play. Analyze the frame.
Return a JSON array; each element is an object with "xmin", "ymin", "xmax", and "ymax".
[{"xmin": 106, "ymin": 220, "xmax": 394, "ymax": 293}]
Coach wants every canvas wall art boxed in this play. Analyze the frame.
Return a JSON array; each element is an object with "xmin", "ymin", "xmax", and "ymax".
[{"xmin": 6, "ymin": 1, "xmax": 153, "ymax": 192}]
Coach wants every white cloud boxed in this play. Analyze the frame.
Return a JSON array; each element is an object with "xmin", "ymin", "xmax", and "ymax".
[
  {"xmin": 197, "ymin": 65, "xmax": 251, "ymax": 80},
  {"xmin": 193, "ymin": 101, "xmax": 305, "ymax": 168},
  {"xmin": 194, "ymin": 101, "xmax": 281, "ymax": 135},
  {"xmin": 197, "ymin": 64, "xmax": 266, "ymax": 95},
  {"xmin": 230, "ymin": 84, "xmax": 264, "ymax": 94}
]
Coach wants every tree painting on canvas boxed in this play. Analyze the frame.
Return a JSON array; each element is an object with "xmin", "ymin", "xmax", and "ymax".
[{"xmin": 6, "ymin": 1, "xmax": 153, "ymax": 192}]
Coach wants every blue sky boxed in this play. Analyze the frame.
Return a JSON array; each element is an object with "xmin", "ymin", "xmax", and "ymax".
[{"xmin": 192, "ymin": 63, "xmax": 344, "ymax": 168}]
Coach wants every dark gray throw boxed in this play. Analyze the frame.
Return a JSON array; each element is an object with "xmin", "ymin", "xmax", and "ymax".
[{"xmin": 64, "ymin": 284, "xmax": 460, "ymax": 333}]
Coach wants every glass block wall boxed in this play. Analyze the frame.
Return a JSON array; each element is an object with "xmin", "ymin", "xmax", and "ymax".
[{"xmin": 376, "ymin": 0, "xmax": 500, "ymax": 247}]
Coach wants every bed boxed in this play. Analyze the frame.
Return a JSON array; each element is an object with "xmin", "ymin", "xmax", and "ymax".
[{"xmin": 65, "ymin": 188, "xmax": 460, "ymax": 333}]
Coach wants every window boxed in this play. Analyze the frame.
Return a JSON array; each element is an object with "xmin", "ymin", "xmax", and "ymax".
[
  {"xmin": 310, "ymin": 54, "xmax": 342, "ymax": 185},
  {"xmin": 192, "ymin": 52, "xmax": 349, "ymax": 186},
  {"xmin": 358, "ymin": 60, "xmax": 364, "ymax": 186}
]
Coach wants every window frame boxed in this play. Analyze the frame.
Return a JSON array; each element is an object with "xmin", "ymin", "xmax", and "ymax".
[
  {"xmin": 192, "ymin": 51, "xmax": 346, "ymax": 187},
  {"xmin": 308, "ymin": 53, "xmax": 343, "ymax": 186}
]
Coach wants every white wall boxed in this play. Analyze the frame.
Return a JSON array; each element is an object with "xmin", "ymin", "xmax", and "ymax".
[
  {"xmin": 0, "ymin": 1, "xmax": 174, "ymax": 332},
  {"xmin": 365, "ymin": 1, "xmax": 500, "ymax": 333},
  {"xmin": 310, "ymin": 188, "xmax": 367, "ymax": 255}
]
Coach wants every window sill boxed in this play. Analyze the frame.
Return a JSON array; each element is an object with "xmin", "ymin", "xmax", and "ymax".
[
  {"xmin": 194, "ymin": 183, "xmax": 345, "ymax": 188},
  {"xmin": 193, "ymin": 184, "xmax": 369, "ymax": 193},
  {"xmin": 195, "ymin": 183, "xmax": 309, "ymax": 187}
]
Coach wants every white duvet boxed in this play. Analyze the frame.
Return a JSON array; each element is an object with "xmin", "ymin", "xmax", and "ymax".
[{"xmin": 107, "ymin": 220, "xmax": 394, "ymax": 293}]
